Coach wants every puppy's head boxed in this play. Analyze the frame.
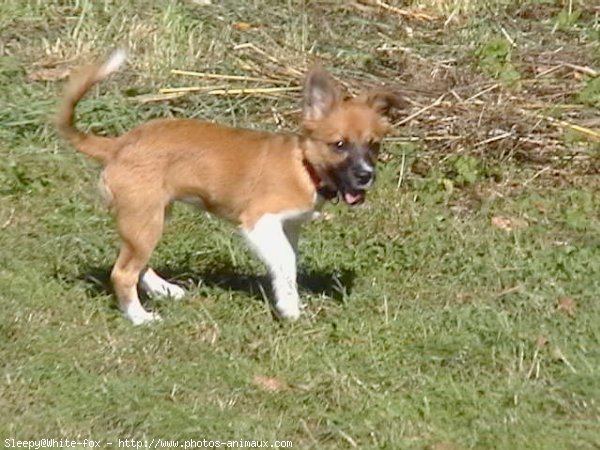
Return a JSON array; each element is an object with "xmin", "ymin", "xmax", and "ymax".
[{"xmin": 302, "ymin": 67, "xmax": 404, "ymax": 205}]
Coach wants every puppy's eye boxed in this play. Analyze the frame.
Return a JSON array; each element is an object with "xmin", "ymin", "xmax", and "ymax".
[{"xmin": 331, "ymin": 140, "xmax": 347, "ymax": 152}]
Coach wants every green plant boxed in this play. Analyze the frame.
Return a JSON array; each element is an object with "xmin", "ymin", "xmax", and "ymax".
[
  {"xmin": 577, "ymin": 77, "xmax": 600, "ymax": 107},
  {"xmin": 475, "ymin": 37, "xmax": 521, "ymax": 84}
]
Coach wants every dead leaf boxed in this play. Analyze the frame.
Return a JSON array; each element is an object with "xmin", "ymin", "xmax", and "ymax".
[
  {"xmin": 456, "ymin": 291, "xmax": 474, "ymax": 304},
  {"xmin": 491, "ymin": 215, "xmax": 528, "ymax": 231},
  {"xmin": 430, "ymin": 441, "xmax": 460, "ymax": 450},
  {"xmin": 555, "ymin": 297, "xmax": 577, "ymax": 317},
  {"xmin": 535, "ymin": 335, "xmax": 548, "ymax": 349},
  {"xmin": 27, "ymin": 67, "xmax": 70, "ymax": 82},
  {"xmin": 253, "ymin": 375, "xmax": 290, "ymax": 392},
  {"xmin": 232, "ymin": 22, "xmax": 254, "ymax": 31}
]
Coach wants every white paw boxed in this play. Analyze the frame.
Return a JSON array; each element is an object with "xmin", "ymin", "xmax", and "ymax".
[
  {"xmin": 273, "ymin": 280, "xmax": 301, "ymax": 320},
  {"xmin": 125, "ymin": 306, "xmax": 162, "ymax": 325},
  {"xmin": 151, "ymin": 281, "xmax": 185, "ymax": 300},
  {"xmin": 275, "ymin": 300, "xmax": 301, "ymax": 321},
  {"xmin": 141, "ymin": 271, "xmax": 186, "ymax": 300}
]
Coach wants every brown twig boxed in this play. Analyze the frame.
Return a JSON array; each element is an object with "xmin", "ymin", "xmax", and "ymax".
[
  {"xmin": 159, "ymin": 85, "xmax": 228, "ymax": 94},
  {"xmin": 394, "ymin": 94, "xmax": 446, "ymax": 126},
  {"xmin": 524, "ymin": 111, "xmax": 600, "ymax": 142},
  {"xmin": 562, "ymin": 63, "xmax": 598, "ymax": 78},
  {"xmin": 170, "ymin": 69, "xmax": 291, "ymax": 85},
  {"xmin": 474, "ymin": 131, "xmax": 514, "ymax": 147},
  {"xmin": 385, "ymin": 135, "xmax": 463, "ymax": 142},
  {"xmin": 130, "ymin": 92, "xmax": 189, "ymax": 103},
  {"xmin": 160, "ymin": 86, "xmax": 301, "ymax": 96},
  {"xmin": 355, "ymin": 0, "xmax": 436, "ymax": 21}
]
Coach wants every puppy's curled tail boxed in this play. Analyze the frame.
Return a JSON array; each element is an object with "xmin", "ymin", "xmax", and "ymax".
[{"xmin": 56, "ymin": 49, "xmax": 127, "ymax": 164}]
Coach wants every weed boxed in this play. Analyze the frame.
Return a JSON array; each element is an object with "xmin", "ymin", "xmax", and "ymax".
[
  {"xmin": 577, "ymin": 77, "xmax": 600, "ymax": 107},
  {"xmin": 475, "ymin": 37, "xmax": 521, "ymax": 85}
]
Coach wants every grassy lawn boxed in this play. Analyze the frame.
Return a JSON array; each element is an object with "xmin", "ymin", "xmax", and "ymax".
[{"xmin": 1, "ymin": 1, "xmax": 599, "ymax": 448}]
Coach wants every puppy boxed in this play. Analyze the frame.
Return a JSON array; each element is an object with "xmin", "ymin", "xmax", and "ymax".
[{"xmin": 57, "ymin": 50, "xmax": 401, "ymax": 324}]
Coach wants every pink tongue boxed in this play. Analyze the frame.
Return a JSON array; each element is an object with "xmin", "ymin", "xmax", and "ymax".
[{"xmin": 344, "ymin": 192, "xmax": 364, "ymax": 205}]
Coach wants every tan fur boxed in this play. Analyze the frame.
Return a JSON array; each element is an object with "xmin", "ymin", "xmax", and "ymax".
[{"xmin": 56, "ymin": 51, "xmax": 401, "ymax": 322}]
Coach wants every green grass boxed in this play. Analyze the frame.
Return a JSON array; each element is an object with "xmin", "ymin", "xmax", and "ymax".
[{"xmin": 1, "ymin": 1, "xmax": 599, "ymax": 449}]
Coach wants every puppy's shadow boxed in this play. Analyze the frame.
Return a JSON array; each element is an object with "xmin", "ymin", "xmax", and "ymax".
[{"xmin": 78, "ymin": 263, "xmax": 355, "ymax": 304}]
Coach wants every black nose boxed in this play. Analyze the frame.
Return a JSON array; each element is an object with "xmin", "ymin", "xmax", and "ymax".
[{"xmin": 354, "ymin": 168, "xmax": 374, "ymax": 186}]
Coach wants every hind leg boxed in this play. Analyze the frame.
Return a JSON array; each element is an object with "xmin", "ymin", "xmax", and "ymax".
[{"xmin": 111, "ymin": 205, "xmax": 166, "ymax": 325}]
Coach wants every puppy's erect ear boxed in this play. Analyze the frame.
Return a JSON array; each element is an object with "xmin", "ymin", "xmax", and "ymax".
[
  {"xmin": 303, "ymin": 67, "xmax": 340, "ymax": 122},
  {"xmin": 365, "ymin": 90, "xmax": 407, "ymax": 118}
]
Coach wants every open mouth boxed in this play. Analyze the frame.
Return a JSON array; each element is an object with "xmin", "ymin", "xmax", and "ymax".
[{"xmin": 342, "ymin": 189, "xmax": 366, "ymax": 206}]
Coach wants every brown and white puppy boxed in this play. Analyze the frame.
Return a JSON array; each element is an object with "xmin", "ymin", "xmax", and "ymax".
[{"xmin": 57, "ymin": 50, "xmax": 401, "ymax": 324}]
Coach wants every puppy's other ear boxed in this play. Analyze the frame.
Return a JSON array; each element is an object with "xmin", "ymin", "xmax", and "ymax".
[
  {"xmin": 303, "ymin": 66, "xmax": 340, "ymax": 122},
  {"xmin": 365, "ymin": 90, "xmax": 407, "ymax": 118}
]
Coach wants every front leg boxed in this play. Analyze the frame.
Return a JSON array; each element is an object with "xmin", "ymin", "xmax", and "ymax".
[{"xmin": 243, "ymin": 214, "xmax": 301, "ymax": 320}]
